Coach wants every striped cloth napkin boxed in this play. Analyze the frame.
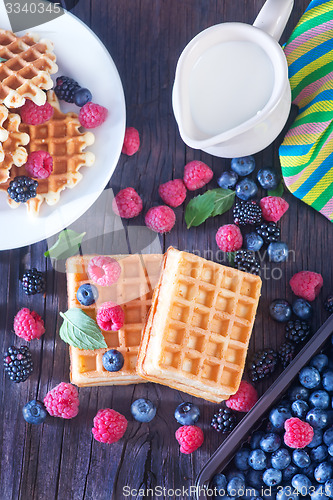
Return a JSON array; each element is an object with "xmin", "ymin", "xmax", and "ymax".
[{"xmin": 279, "ymin": 0, "xmax": 333, "ymax": 222}]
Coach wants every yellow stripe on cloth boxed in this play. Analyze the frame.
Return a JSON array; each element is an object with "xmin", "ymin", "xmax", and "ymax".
[
  {"xmin": 297, "ymin": 3, "xmax": 331, "ymax": 28},
  {"xmin": 297, "ymin": 74, "xmax": 333, "ymax": 109},
  {"xmin": 303, "ymin": 165, "xmax": 333, "ymax": 203},
  {"xmin": 289, "ymin": 48, "xmax": 333, "ymax": 88},
  {"xmin": 287, "ymin": 30, "xmax": 333, "ymax": 65}
]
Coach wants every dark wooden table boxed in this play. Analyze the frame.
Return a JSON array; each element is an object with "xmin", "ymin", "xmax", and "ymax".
[{"xmin": 1, "ymin": 1, "xmax": 333, "ymax": 499}]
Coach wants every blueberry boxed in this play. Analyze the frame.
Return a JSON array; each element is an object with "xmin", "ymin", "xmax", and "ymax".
[
  {"xmin": 267, "ymin": 242, "xmax": 289, "ymax": 263},
  {"xmin": 329, "ymin": 443, "xmax": 333, "ymax": 456},
  {"xmin": 292, "ymin": 474, "xmax": 312, "ymax": 494},
  {"xmin": 324, "ymin": 427, "xmax": 333, "ymax": 446},
  {"xmin": 245, "ymin": 232, "xmax": 264, "ymax": 252},
  {"xmin": 311, "ymin": 486, "xmax": 326, "ymax": 500},
  {"xmin": 76, "ymin": 283, "xmax": 98, "ymax": 306},
  {"xmin": 235, "ymin": 179, "xmax": 258, "ymax": 201},
  {"xmin": 211, "ymin": 473, "xmax": 227, "ymax": 492},
  {"xmin": 291, "ymin": 400, "xmax": 309, "ymax": 419},
  {"xmin": 308, "ymin": 429, "xmax": 323, "ymax": 448},
  {"xmin": 326, "ymin": 479, "xmax": 333, "ymax": 498},
  {"xmin": 226, "ymin": 470, "xmax": 246, "ymax": 482},
  {"xmin": 299, "ymin": 366, "xmax": 321, "ymax": 389},
  {"xmin": 234, "ymin": 449, "xmax": 251, "ymax": 471},
  {"xmin": 231, "ymin": 156, "xmax": 255, "ymax": 176},
  {"xmin": 292, "ymin": 298, "xmax": 313, "ymax": 321},
  {"xmin": 271, "ymin": 448, "xmax": 291, "ymax": 469},
  {"xmin": 289, "ymin": 385, "xmax": 310, "ymax": 402},
  {"xmin": 304, "ymin": 463, "xmax": 316, "ymax": 480},
  {"xmin": 250, "ymin": 431, "xmax": 265, "ymax": 450},
  {"xmin": 323, "ymin": 371, "xmax": 333, "ymax": 392},
  {"xmin": 310, "ymin": 354, "xmax": 329, "ymax": 373},
  {"xmin": 269, "ymin": 299, "xmax": 292, "ymax": 322},
  {"xmin": 247, "ymin": 469, "xmax": 264, "ymax": 489},
  {"xmin": 218, "ymin": 170, "xmax": 238, "ymax": 190},
  {"xmin": 227, "ymin": 477, "xmax": 245, "ymax": 497},
  {"xmin": 248, "ymin": 449, "xmax": 267, "ymax": 470},
  {"xmin": 263, "ymin": 468, "xmax": 282, "ymax": 487},
  {"xmin": 131, "ymin": 398, "xmax": 156, "ymax": 422},
  {"xmin": 293, "ymin": 449, "xmax": 311, "ymax": 468},
  {"xmin": 306, "ymin": 408, "xmax": 329, "ymax": 429},
  {"xmin": 74, "ymin": 87, "xmax": 92, "ymax": 107},
  {"xmin": 314, "ymin": 462, "xmax": 333, "ymax": 483},
  {"xmin": 269, "ymin": 406, "xmax": 292, "ymax": 431},
  {"xmin": 283, "ymin": 464, "xmax": 299, "ymax": 482},
  {"xmin": 102, "ymin": 349, "xmax": 124, "ymax": 371},
  {"xmin": 22, "ymin": 399, "xmax": 47, "ymax": 425},
  {"xmin": 310, "ymin": 390, "xmax": 330, "ymax": 409},
  {"xmin": 310, "ymin": 444, "xmax": 328, "ymax": 462},
  {"xmin": 276, "ymin": 486, "xmax": 299, "ymax": 500},
  {"xmin": 174, "ymin": 402, "xmax": 200, "ymax": 425},
  {"xmin": 241, "ymin": 488, "xmax": 260, "ymax": 500},
  {"xmin": 257, "ymin": 168, "xmax": 280, "ymax": 190},
  {"xmin": 260, "ymin": 433, "xmax": 281, "ymax": 452}
]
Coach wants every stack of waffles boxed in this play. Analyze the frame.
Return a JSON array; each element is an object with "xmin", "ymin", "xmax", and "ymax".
[
  {"xmin": 0, "ymin": 30, "xmax": 95, "ymax": 215},
  {"xmin": 65, "ymin": 248, "xmax": 262, "ymax": 402}
]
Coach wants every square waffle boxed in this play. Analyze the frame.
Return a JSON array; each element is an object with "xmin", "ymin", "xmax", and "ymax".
[
  {"xmin": 0, "ymin": 110, "xmax": 29, "ymax": 183},
  {"xmin": 137, "ymin": 248, "xmax": 262, "ymax": 403},
  {"xmin": 0, "ymin": 30, "xmax": 58, "ymax": 108},
  {"xmin": 66, "ymin": 254, "xmax": 163, "ymax": 387},
  {"xmin": 0, "ymin": 91, "xmax": 95, "ymax": 215}
]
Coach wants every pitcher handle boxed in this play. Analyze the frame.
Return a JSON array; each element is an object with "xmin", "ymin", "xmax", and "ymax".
[{"xmin": 253, "ymin": 0, "xmax": 294, "ymax": 41}]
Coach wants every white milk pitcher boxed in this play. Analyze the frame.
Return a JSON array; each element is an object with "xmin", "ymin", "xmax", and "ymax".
[{"xmin": 172, "ymin": 0, "xmax": 294, "ymax": 158}]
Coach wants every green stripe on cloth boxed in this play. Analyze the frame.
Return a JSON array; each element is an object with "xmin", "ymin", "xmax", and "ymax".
[
  {"xmin": 291, "ymin": 59, "xmax": 333, "ymax": 99},
  {"xmin": 287, "ymin": 7, "xmax": 333, "ymax": 44}
]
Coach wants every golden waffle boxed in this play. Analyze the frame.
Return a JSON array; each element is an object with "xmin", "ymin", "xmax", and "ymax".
[
  {"xmin": 0, "ymin": 30, "xmax": 58, "ymax": 107},
  {"xmin": 66, "ymin": 254, "xmax": 163, "ymax": 387},
  {"xmin": 0, "ymin": 111, "xmax": 29, "ymax": 183},
  {"xmin": 0, "ymin": 91, "xmax": 95, "ymax": 215},
  {"xmin": 137, "ymin": 248, "xmax": 262, "ymax": 403}
]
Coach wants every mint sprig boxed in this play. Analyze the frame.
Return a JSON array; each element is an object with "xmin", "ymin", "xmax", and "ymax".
[
  {"xmin": 185, "ymin": 188, "xmax": 235, "ymax": 228},
  {"xmin": 268, "ymin": 182, "xmax": 284, "ymax": 198},
  {"xmin": 59, "ymin": 308, "xmax": 107, "ymax": 350},
  {"xmin": 44, "ymin": 229, "xmax": 86, "ymax": 259}
]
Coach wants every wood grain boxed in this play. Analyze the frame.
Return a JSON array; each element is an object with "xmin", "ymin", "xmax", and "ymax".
[{"xmin": 1, "ymin": 1, "xmax": 332, "ymax": 499}]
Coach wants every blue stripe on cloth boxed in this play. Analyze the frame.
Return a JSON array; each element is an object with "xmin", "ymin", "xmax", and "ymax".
[
  {"xmin": 288, "ymin": 37, "xmax": 333, "ymax": 79},
  {"xmin": 280, "ymin": 143, "xmax": 314, "ymax": 157},
  {"xmin": 298, "ymin": 88, "xmax": 333, "ymax": 113},
  {"xmin": 305, "ymin": 0, "xmax": 333, "ymax": 13},
  {"xmin": 294, "ymin": 149, "xmax": 333, "ymax": 197}
]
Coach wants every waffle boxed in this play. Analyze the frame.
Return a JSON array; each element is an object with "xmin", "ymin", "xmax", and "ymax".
[
  {"xmin": 66, "ymin": 254, "xmax": 163, "ymax": 387},
  {"xmin": 0, "ymin": 110, "xmax": 29, "ymax": 183},
  {"xmin": 0, "ymin": 91, "xmax": 95, "ymax": 215},
  {"xmin": 0, "ymin": 30, "xmax": 58, "ymax": 108},
  {"xmin": 137, "ymin": 248, "xmax": 262, "ymax": 403}
]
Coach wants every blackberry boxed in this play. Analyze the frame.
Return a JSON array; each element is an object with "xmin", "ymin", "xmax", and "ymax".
[
  {"xmin": 211, "ymin": 407, "xmax": 236, "ymax": 433},
  {"xmin": 21, "ymin": 268, "xmax": 46, "ymax": 295},
  {"xmin": 255, "ymin": 221, "xmax": 280, "ymax": 244},
  {"xmin": 278, "ymin": 341, "xmax": 296, "ymax": 369},
  {"xmin": 234, "ymin": 250, "xmax": 260, "ymax": 275},
  {"xmin": 285, "ymin": 319, "xmax": 311, "ymax": 344},
  {"xmin": 249, "ymin": 349, "xmax": 278, "ymax": 382},
  {"xmin": 7, "ymin": 176, "xmax": 38, "ymax": 203},
  {"xmin": 324, "ymin": 294, "xmax": 333, "ymax": 314},
  {"xmin": 54, "ymin": 76, "xmax": 81, "ymax": 103},
  {"xmin": 233, "ymin": 200, "xmax": 262, "ymax": 226},
  {"xmin": 4, "ymin": 346, "xmax": 33, "ymax": 382}
]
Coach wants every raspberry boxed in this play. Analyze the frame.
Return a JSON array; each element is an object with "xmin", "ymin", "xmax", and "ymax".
[
  {"xmin": 260, "ymin": 196, "xmax": 289, "ymax": 222},
  {"xmin": 215, "ymin": 224, "xmax": 243, "ymax": 252},
  {"xmin": 290, "ymin": 271, "xmax": 323, "ymax": 302},
  {"xmin": 44, "ymin": 382, "xmax": 79, "ymax": 419},
  {"xmin": 96, "ymin": 302, "xmax": 124, "ymax": 331},
  {"xmin": 183, "ymin": 161, "xmax": 213, "ymax": 190},
  {"xmin": 24, "ymin": 151, "xmax": 53, "ymax": 179},
  {"xmin": 13, "ymin": 307, "xmax": 45, "ymax": 341},
  {"xmin": 158, "ymin": 179, "xmax": 187, "ymax": 207},
  {"xmin": 145, "ymin": 205, "xmax": 176, "ymax": 233},
  {"xmin": 20, "ymin": 99, "xmax": 54, "ymax": 125},
  {"xmin": 92, "ymin": 408, "xmax": 128, "ymax": 444},
  {"xmin": 226, "ymin": 381, "xmax": 258, "ymax": 412},
  {"xmin": 79, "ymin": 102, "xmax": 108, "ymax": 128},
  {"xmin": 112, "ymin": 187, "xmax": 143, "ymax": 218},
  {"xmin": 284, "ymin": 417, "xmax": 314, "ymax": 448},
  {"xmin": 88, "ymin": 256, "xmax": 121, "ymax": 286},
  {"xmin": 122, "ymin": 127, "xmax": 140, "ymax": 156},
  {"xmin": 175, "ymin": 425, "xmax": 204, "ymax": 454}
]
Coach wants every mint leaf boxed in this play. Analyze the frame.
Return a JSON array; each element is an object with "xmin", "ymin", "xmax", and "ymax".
[
  {"xmin": 44, "ymin": 229, "xmax": 86, "ymax": 259},
  {"xmin": 59, "ymin": 309, "xmax": 107, "ymax": 350},
  {"xmin": 268, "ymin": 182, "xmax": 284, "ymax": 198},
  {"xmin": 210, "ymin": 188, "xmax": 236, "ymax": 217},
  {"xmin": 227, "ymin": 252, "xmax": 236, "ymax": 266},
  {"xmin": 0, "ymin": 57, "xmax": 7, "ymax": 63},
  {"xmin": 185, "ymin": 191, "xmax": 216, "ymax": 228}
]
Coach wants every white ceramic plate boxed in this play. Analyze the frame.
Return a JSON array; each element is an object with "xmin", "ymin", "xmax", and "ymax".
[{"xmin": 0, "ymin": 6, "xmax": 126, "ymax": 250}]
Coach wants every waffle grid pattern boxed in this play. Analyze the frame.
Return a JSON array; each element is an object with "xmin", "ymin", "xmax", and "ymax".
[
  {"xmin": 67, "ymin": 254, "xmax": 162, "ymax": 386},
  {"xmin": 0, "ymin": 30, "xmax": 58, "ymax": 107},
  {"xmin": 159, "ymin": 253, "xmax": 261, "ymax": 394}
]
